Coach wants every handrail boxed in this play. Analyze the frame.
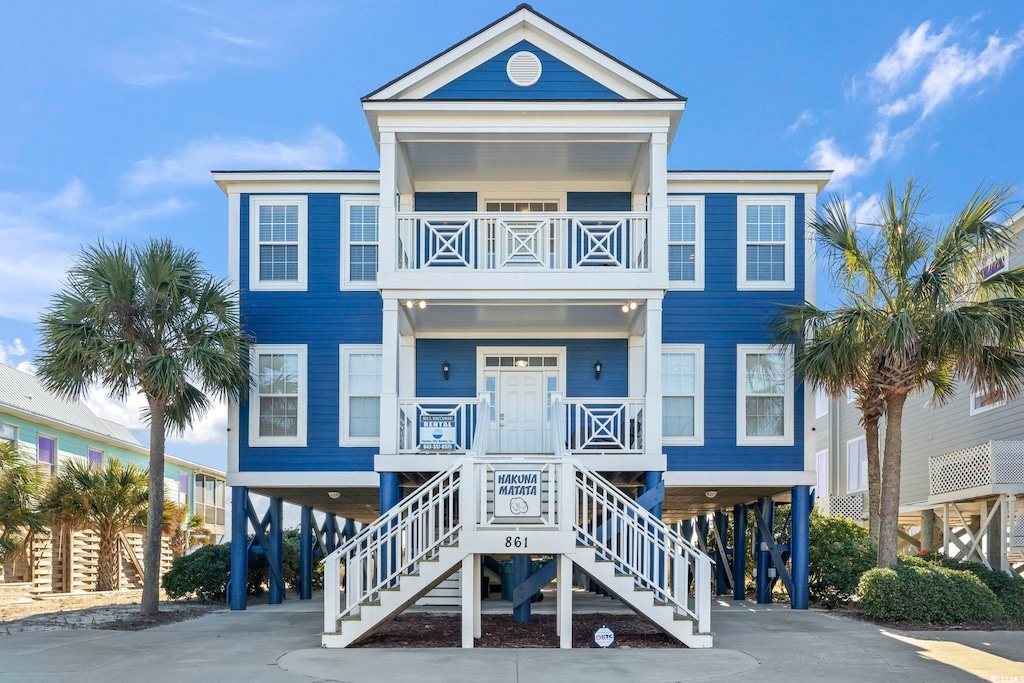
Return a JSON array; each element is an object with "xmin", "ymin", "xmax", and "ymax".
[
  {"xmin": 468, "ymin": 393, "xmax": 490, "ymax": 456},
  {"xmin": 550, "ymin": 393, "xmax": 567, "ymax": 457}
]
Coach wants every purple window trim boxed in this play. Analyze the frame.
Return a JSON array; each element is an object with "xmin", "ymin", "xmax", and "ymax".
[{"xmin": 37, "ymin": 436, "xmax": 56, "ymax": 464}]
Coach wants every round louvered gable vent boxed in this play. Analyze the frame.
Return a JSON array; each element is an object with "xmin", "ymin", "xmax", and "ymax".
[{"xmin": 506, "ymin": 51, "xmax": 542, "ymax": 87}]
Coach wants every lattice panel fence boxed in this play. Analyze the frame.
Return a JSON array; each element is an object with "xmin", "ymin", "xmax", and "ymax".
[
  {"xmin": 828, "ymin": 494, "xmax": 864, "ymax": 520},
  {"xmin": 1012, "ymin": 514, "xmax": 1024, "ymax": 551},
  {"xmin": 993, "ymin": 442, "xmax": 1024, "ymax": 485},
  {"xmin": 929, "ymin": 442, "xmax": 993, "ymax": 496}
]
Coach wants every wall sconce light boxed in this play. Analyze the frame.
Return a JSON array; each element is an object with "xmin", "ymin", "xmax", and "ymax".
[
  {"xmin": 442, "ymin": 360, "xmax": 451, "ymax": 381},
  {"xmin": 594, "ymin": 360, "xmax": 603, "ymax": 380}
]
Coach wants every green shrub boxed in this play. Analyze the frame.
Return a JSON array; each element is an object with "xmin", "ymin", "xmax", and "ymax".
[
  {"xmin": 910, "ymin": 552, "xmax": 1024, "ymax": 625},
  {"xmin": 860, "ymin": 563, "xmax": 1003, "ymax": 624},
  {"xmin": 163, "ymin": 544, "xmax": 232, "ymax": 602},
  {"xmin": 282, "ymin": 528, "xmax": 324, "ymax": 591},
  {"xmin": 808, "ymin": 511, "xmax": 876, "ymax": 608}
]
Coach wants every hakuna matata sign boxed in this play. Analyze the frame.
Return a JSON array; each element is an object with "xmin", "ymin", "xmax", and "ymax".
[{"xmin": 493, "ymin": 469, "xmax": 542, "ymax": 521}]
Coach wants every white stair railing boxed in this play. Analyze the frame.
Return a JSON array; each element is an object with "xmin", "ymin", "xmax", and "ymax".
[
  {"xmin": 323, "ymin": 461, "xmax": 463, "ymax": 634},
  {"xmin": 573, "ymin": 465, "xmax": 713, "ymax": 633}
]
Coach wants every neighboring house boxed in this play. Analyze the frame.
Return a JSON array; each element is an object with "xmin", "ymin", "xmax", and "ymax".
[
  {"xmin": 815, "ymin": 206, "xmax": 1024, "ymax": 576},
  {"xmin": 0, "ymin": 363, "xmax": 226, "ymax": 591},
  {"xmin": 216, "ymin": 5, "xmax": 831, "ymax": 648}
]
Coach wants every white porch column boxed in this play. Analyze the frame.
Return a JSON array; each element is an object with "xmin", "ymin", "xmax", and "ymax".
[
  {"xmin": 644, "ymin": 299, "xmax": 663, "ymax": 459},
  {"xmin": 649, "ymin": 131, "xmax": 669, "ymax": 277},
  {"xmin": 378, "ymin": 130, "xmax": 397, "ymax": 278},
  {"xmin": 628, "ymin": 335, "xmax": 645, "ymax": 398},
  {"xmin": 399, "ymin": 335, "xmax": 416, "ymax": 398},
  {"xmin": 461, "ymin": 554, "xmax": 478, "ymax": 648},
  {"xmin": 379, "ymin": 299, "xmax": 400, "ymax": 455},
  {"xmin": 557, "ymin": 553, "xmax": 572, "ymax": 648}
]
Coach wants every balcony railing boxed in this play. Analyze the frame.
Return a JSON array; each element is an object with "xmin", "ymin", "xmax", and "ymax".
[
  {"xmin": 558, "ymin": 397, "xmax": 645, "ymax": 455},
  {"xmin": 398, "ymin": 398, "xmax": 484, "ymax": 454},
  {"xmin": 929, "ymin": 440, "xmax": 1024, "ymax": 496},
  {"xmin": 396, "ymin": 211, "xmax": 650, "ymax": 272}
]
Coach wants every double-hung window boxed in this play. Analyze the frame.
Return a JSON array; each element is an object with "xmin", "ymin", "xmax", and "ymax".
[
  {"xmin": 0, "ymin": 423, "xmax": 16, "ymax": 444},
  {"xmin": 342, "ymin": 198, "xmax": 380, "ymax": 289},
  {"xmin": 340, "ymin": 345, "xmax": 383, "ymax": 445},
  {"xmin": 737, "ymin": 196, "xmax": 795, "ymax": 290},
  {"xmin": 37, "ymin": 435, "xmax": 56, "ymax": 472},
  {"xmin": 249, "ymin": 344, "xmax": 307, "ymax": 447},
  {"xmin": 88, "ymin": 448, "xmax": 103, "ymax": 468},
  {"xmin": 668, "ymin": 197, "xmax": 704, "ymax": 289},
  {"xmin": 662, "ymin": 344, "xmax": 704, "ymax": 445},
  {"xmin": 250, "ymin": 196, "xmax": 308, "ymax": 291},
  {"xmin": 968, "ymin": 249, "xmax": 1010, "ymax": 414},
  {"xmin": 737, "ymin": 344, "xmax": 794, "ymax": 445},
  {"xmin": 847, "ymin": 437, "xmax": 868, "ymax": 493}
]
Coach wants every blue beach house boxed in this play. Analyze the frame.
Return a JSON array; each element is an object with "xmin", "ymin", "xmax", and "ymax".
[{"xmin": 216, "ymin": 5, "xmax": 831, "ymax": 648}]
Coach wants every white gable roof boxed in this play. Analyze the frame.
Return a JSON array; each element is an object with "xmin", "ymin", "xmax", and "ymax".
[{"xmin": 363, "ymin": 4, "xmax": 684, "ymax": 102}]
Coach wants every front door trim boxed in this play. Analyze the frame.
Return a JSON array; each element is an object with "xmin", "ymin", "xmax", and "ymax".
[{"xmin": 477, "ymin": 346, "xmax": 566, "ymax": 454}]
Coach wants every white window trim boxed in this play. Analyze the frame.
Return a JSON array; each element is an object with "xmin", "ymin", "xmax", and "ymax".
[
  {"xmin": 249, "ymin": 344, "xmax": 308, "ymax": 447},
  {"xmin": 846, "ymin": 436, "xmax": 867, "ymax": 493},
  {"xmin": 340, "ymin": 344, "xmax": 383, "ymax": 446},
  {"xmin": 736, "ymin": 344, "xmax": 794, "ymax": 446},
  {"xmin": 815, "ymin": 448, "xmax": 830, "ymax": 498},
  {"xmin": 814, "ymin": 388, "xmax": 829, "ymax": 419},
  {"xmin": 662, "ymin": 343, "xmax": 704, "ymax": 446},
  {"xmin": 0, "ymin": 422, "xmax": 17, "ymax": 444},
  {"xmin": 667, "ymin": 196, "xmax": 705, "ymax": 291},
  {"xmin": 341, "ymin": 196, "xmax": 381, "ymax": 291},
  {"xmin": 736, "ymin": 195, "xmax": 795, "ymax": 291},
  {"xmin": 970, "ymin": 388, "xmax": 1007, "ymax": 416},
  {"xmin": 249, "ymin": 195, "xmax": 308, "ymax": 292}
]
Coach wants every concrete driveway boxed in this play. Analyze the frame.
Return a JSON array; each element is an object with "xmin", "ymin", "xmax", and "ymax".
[{"xmin": 0, "ymin": 597, "xmax": 1021, "ymax": 682}]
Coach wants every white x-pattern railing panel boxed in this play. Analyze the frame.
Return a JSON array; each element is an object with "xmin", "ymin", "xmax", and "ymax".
[
  {"xmin": 559, "ymin": 398, "xmax": 645, "ymax": 454},
  {"xmin": 398, "ymin": 398, "xmax": 482, "ymax": 454},
  {"xmin": 930, "ymin": 441, "xmax": 1024, "ymax": 496},
  {"xmin": 396, "ymin": 212, "xmax": 650, "ymax": 272}
]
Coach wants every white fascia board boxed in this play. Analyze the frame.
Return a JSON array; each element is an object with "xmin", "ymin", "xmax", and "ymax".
[
  {"xmin": 227, "ymin": 471, "xmax": 380, "ymax": 487},
  {"xmin": 668, "ymin": 171, "xmax": 833, "ymax": 194},
  {"xmin": 662, "ymin": 471, "xmax": 816, "ymax": 487},
  {"xmin": 368, "ymin": 7, "xmax": 678, "ymax": 102},
  {"xmin": 377, "ymin": 275, "xmax": 670, "ymax": 296},
  {"xmin": 1006, "ymin": 205, "xmax": 1024, "ymax": 234},
  {"xmin": 212, "ymin": 172, "xmax": 380, "ymax": 195}
]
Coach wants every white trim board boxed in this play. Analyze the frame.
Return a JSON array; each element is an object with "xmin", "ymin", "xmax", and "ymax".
[
  {"xmin": 227, "ymin": 472, "xmax": 380, "ymax": 487},
  {"xmin": 662, "ymin": 471, "xmax": 816, "ymax": 487}
]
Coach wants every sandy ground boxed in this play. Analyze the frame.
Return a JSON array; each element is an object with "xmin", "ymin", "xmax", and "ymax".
[{"xmin": 0, "ymin": 591, "xmax": 225, "ymax": 632}]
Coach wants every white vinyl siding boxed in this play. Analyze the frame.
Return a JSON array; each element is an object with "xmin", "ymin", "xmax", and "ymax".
[
  {"xmin": 249, "ymin": 196, "xmax": 308, "ymax": 291},
  {"xmin": 662, "ymin": 344, "xmax": 704, "ymax": 445},
  {"xmin": 737, "ymin": 196, "xmax": 795, "ymax": 290},
  {"xmin": 340, "ymin": 345, "xmax": 383, "ymax": 445},
  {"xmin": 667, "ymin": 197, "xmax": 704, "ymax": 289},
  {"xmin": 737, "ymin": 344, "xmax": 794, "ymax": 446},
  {"xmin": 249, "ymin": 344, "xmax": 307, "ymax": 447},
  {"xmin": 342, "ymin": 198, "xmax": 380, "ymax": 289},
  {"xmin": 847, "ymin": 436, "xmax": 868, "ymax": 493}
]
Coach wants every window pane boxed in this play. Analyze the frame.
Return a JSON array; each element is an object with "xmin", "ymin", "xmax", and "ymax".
[
  {"xmin": 745, "ymin": 353, "xmax": 784, "ymax": 394},
  {"xmin": 349, "ymin": 397, "xmax": 381, "ymax": 437},
  {"xmin": 259, "ymin": 397, "xmax": 298, "ymax": 437},
  {"xmin": 745, "ymin": 396, "xmax": 784, "ymax": 436},
  {"xmin": 745, "ymin": 204, "xmax": 786, "ymax": 243},
  {"xmin": 259, "ymin": 203, "xmax": 299, "ymax": 243},
  {"xmin": 668, "ymin": 245, "xmax": 695, "ymax": 281},
  {"xmin": 662, "ymin": 353, "xmax": 695, "ymax": 395},
  {"xmin": 746, "ymin": 245, "xmax": 785, "ymax": 281},
  {"xmin": 663, "ymin": 396, "xmax": 694, "ymax": 437},
  {"xmin": 37, "ymin": 436, "xmax": 55, "ymax": 464},
  {"xmin": 350, "ymin": 245, "xmax": 379, "ymax": 281},
  {"xmin": 88, "ymin": 448, "xmax": 103, "ymax": 467},
  {"xmin": 348, "ymin": 353, "xmax": 382, "ymax": 394},
  {"xmin": 260, "ymin": 245, "xmax": 298, "ymax": 281},
  {"xmin": 0, "ymin": 424, "xmax": 15, "ymax": 442},
  {"xmin": 349, "ymin": 205, "xmax": 379, "ymax": 242},
  {"xmin": 259, "ymin": 354, "xmax": 298, "ymax": 395}
]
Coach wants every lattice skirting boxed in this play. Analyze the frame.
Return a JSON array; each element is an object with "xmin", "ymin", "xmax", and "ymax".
[{"xmin": 828, "ymin": 494, "xmax": 864, "ymax": 520}]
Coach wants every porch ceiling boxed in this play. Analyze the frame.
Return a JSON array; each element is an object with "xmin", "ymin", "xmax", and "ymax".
[
  {"xmin": 401, "ymin": 139, "xmax": 645, "ymax": 183},
  {"xmin": 249, "ymin": 486, "xmax": 381, "ymax": 524},
  {"xmin": 662, "ymin": 486, "xmax": 792, "ymax": 522},
  {"xmin": 401, "ymin": 300, "xmax": 645, "ymax": 336}
]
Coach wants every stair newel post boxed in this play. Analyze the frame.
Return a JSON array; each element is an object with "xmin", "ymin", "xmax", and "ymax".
[
  {"xmin": 324, "ymin": 553, "xmax": 340, "ymax": 634},
  {"xmin": 695, "ymin": 553, "xmax": 711, "ymax": 634}
]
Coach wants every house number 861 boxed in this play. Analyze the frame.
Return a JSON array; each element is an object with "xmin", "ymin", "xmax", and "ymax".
[{"xmin": 505, "ymin": 536, "xmax": 527, "ymax": 548}]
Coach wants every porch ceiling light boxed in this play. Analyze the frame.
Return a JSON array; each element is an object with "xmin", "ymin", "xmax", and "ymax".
[
  {"xmin": 515, "ymin": 358, "xmax": 529, "ymax": 367},
  {"xmin": 705, "ymin": 490, "xmax": 718, "ymax": 499},
  {"xmin": 622, "ymin": 300, "xmax": 639, "ymax": 313},
  {"xmin": 594, "ymin": 360, "xmax": 603, "ymax": 380},
  {"xmin": 442, "ymin": 360, "xmax": 451, "ymax": 381},
  {"xmin": 328, "ymin": 491, "xmax": 341, "ymax": 499},
  {"xmin": 405, "ymin": 299, "xmax": 427, "ymax": 310}
]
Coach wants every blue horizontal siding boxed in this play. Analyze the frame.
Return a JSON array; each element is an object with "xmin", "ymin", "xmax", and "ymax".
[
  {"xmin": 566, "ymin": 192, "xmax": 632, "ymax": 212},
  {"xmin": 663, "ymin": 193, "xmax": 806, "ymax": 471},
  {"xmin": 239, "ymin": 192, "xmax": 382, "ymax": 472},
  {"xmin": 427, "ymin": 40, "xmax": 622, "ymax": 100},
  {"xmin": 414, "ymin": 192, "xmax": 478, "ymax": 211},
  {"xmin": 416, "ymin": 339, "xmax": 627, "ymax": 398}
]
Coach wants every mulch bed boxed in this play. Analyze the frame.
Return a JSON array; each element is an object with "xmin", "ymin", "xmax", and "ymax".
[
  {"xmin": 831, "ymin": 608, "xmax": 1023, "ymax": 632},
  {"xmin": 94, "ymin": 604, "xmax": 223, "ymax": 631},
  {"xmin": 355, "ymin": 612, "xmax": 682, "ymax": 648}
]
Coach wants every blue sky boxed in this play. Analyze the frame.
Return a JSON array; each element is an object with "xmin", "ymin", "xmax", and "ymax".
[{"xmin": 1, "ymin": 1, "xmax": 1023, "ymax": 470}]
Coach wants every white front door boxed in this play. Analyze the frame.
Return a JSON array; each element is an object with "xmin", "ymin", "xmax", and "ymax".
[{"xmin": 498, "ymin": 371, "xmax": 545, "ymax": 453}]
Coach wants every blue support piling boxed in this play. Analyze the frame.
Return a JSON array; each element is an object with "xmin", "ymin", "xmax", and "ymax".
[
  {"xmin": 644, "ymin": 472, "xmax": 663, "ymax": 518},
  {"xmin": 324, "ymin": 515, "xmax": 338, "ymax": 554},
  {"xmin": 229, "ymin": 486, "xmax": 249, "ymax": 611},
  {"xmin": 299, "ymin": 506, "xmax": 313, "ymax": 600},
  {"xmin": 512, "ymin": 555, "xmax": 531, "ymax": 622},
  {"xmin": 732, "ymin": 504, "xmax": 747, "ymax": 601},
  {"xmin": 755, "ymin": 498, "xmax": 775, "ymax": 604},
  {"xmin": 380, "ymin": 473, "xmax": 401, "ymax": 583},
  {"xmin": 343, "ymin": 518, "xmax": 356, "ymax": 542},
  {"xmin": 268, "ymin": 497, "xmax": 285, "ymax": 604},
  {"xmin": 790, "ymin": 485, "xmax": 811, "ymax": 610},
  {"xmin": 714, "ymin": 511, "xmax": 729, "ymax": 595}
]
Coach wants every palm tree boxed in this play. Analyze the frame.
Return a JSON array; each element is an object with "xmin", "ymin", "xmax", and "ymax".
[
  {"xmin": 775, "ymin": 179, "xmax": 1024, "ymax": 566},
  {"xmin": 42, "ymin": 457, "xmax": 149, "ymax": 591},
  {"xmin": 36, "ymin": 239, "xmax": 250, "ymax": 614},
  {"xmin": 0, "ymin": 441, "xmax": 47, "ymax": 565},
  {"xmin": 162, "ymin": 501, "xmax": 210, "ymax": 558}
]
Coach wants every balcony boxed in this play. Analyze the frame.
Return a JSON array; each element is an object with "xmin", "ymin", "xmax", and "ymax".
[
  {"xmin": 929, "ymin": 441, "xmax": 1024, "ymax": 503},
  {"xmin": 396, "ymin": 211, "xmax": 650, "ymax": 273}
]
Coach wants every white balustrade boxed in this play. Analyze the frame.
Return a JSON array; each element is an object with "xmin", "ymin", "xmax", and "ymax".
[
  {"xmin": 396, "ymin": 212, "xmax": 650, "ymax": 272},
  {"xmin": 559, "ymin": 398, "xmax": 645, "ymax": 454}
]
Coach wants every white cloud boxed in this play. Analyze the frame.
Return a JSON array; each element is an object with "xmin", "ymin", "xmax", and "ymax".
[
  {"xmin": 870, "ymin": 22, "xmax": 953, "ymax": 88},
  {"xmin": 85, "ymin": 384, "xmax": 228, "ymax": 446},
  {"xmin": 787, "ymin": 110, "xmax": 817, "ymax": 134},
  {"xmin": 0, "ymin": 339, "xmax": 35, "ymax": 374},
  {"xmin": 809, "ymin": 138, "xmax": 871, "ymax": 183},
  {"xmin": 0, "ymin": 179, "xmax": 189, "ymax": 323},
  {"xmin": 124, "ymin": 125, "xmax": 347, "ymax": 191},
  {"xmin": 844, "ymin": 192, "xmax": 883, "ymax": 229}
]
